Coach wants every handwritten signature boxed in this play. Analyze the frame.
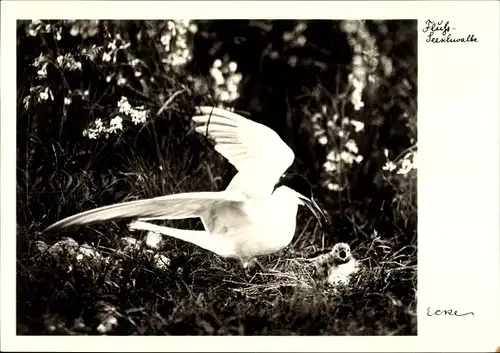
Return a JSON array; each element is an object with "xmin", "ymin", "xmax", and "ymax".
[
  {"xmin": 422, "ymin": 20, "xmax": 478, "ymax": 43},
  {"xmin": 427, "ymin": 307, "xmax": 474, "ymax": 317}
]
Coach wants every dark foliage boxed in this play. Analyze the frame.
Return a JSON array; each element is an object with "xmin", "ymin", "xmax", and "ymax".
[{"xmin": 17, "ymin": 20, "xmax": 417, "ymax": 335}]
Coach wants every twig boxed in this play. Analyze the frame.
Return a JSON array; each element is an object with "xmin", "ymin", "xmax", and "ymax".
[{"xmin": 156, "ymin": 89, "xmax": 185, "ymax": 116}]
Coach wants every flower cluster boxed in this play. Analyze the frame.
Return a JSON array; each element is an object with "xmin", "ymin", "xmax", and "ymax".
[
  {"xmin": 32, "ymin": 51, "xmax": 83, "ymax": 81},
  {"xmin": 281, "ymin": 22, "xmax": 308, "ymax": 68},
  {"xmin": 32, "ymin": 53, "xmax": 50, "ymax": 79},
  {"xmin": 160, "ymin": 20, "xmax": 197, "ymax": 68},
  {"xmin": 283, "ymin": 22, "xmax": 308, "ymax": 48},
  {"xmin": 83, "ymin": 117, "xmax": 117, "ymax": 140},
  {"xmin": 382, "ymin": 148, "xmax": 417, "ymax": 176},
  {"xmin": 210, "ymin": 59, "xmax": 243, "ymax": 105},
  {"xmin": 311, "ymin": 105, "xmax": 366, "ymax": 192},
  {"xmin": 341, "ymin": 20, "xmax": 380, "ymax": 111},
  {"xmin": 26, "ymin": 20, "xmax": 63, "ymax": 40},
  {"xmin": 56, "ymin": 53, "xmax": 83, "ymax": 72},
  {"xmin": 82, "ymin": 96, "xmax": 150, "ymax": 140},
  {"xmin": 102, "ymin": 34, "xmax": 131, "ymax": 64},
  {"xmin": 66, "ymin": 20, "xmax": 100, "ymax": 39},
  {"xmin": 117, "ymin": 96, "xmax": 148, "ymax": 125},
  {"xmin": 23, "ymin": 86, "xmax": 54, "ymax": 109}
]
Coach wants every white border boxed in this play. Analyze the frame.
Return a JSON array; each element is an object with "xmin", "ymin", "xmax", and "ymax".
[{"xmin": 2, "ymin": 1, "xmax": 499, "ymax": 352}]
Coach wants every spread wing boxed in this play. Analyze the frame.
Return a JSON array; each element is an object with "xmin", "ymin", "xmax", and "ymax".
[
  {"xmin": 192, "ymin": 106, "xmax": 295, "ymax": 196},
  {"xmin": 43, "ymin": 191, "xmax": 246, "ymax": 233}
]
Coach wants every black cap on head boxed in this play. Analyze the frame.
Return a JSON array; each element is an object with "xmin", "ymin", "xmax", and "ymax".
[
  {"xmin": 273, "ymin": 173, "xmax": 313, "ymax": 199},
  {"xmin": 275, "ymin": 173, "xmax": 329, "ymax": 228}
]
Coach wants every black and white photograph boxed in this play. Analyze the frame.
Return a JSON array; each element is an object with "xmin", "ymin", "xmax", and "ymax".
[{"xmin": 14, "ymin": 18, "xmax": 418, "ymax": 336}]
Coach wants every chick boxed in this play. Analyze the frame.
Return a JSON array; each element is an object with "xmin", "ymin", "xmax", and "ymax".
[{"xmin": 312, "ymin": 242, "xmax": 359, "ymax": 285}]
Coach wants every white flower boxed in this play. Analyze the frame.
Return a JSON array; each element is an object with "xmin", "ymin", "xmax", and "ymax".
[
  {"xmin": 345, "ymin": 140, "xmax": 359, "ymax": 154},
  {"xmin": 318, "ymin": 136, "xmax": 328, "ymax": 145},
  {"xmin": 64, "ymin": 97, "xmax": 72, "ymax": 106},
  {"xmin": 229, "ymin": 92, "xmax": 239, "ymax": 101},
  {"xmin": 340, "ymin": 151, "xmax": 354, "ymax": 164},
  {"xmin": 130, "ymin": 109, "xmax": 148, "ymax": 125},
  {"xmin": 382, "ymin": 161, "xmax": 397, "ymax": 172},
  {"xmin": 23, "ymin": 95, "xmax": 31, "ymax": 110},
  {"xmin": 355, "ymin": 155, "xmax": 364, "ymax": 163},
  {"xmin": 102, "ymin": 52, "xmax": 112, "ymax": 62},
  {"xmin": 210, "ymin": 67, "xmax": 225, "ymax": 86},
  {"xmin": 219, "ymin": 91, "xmax": 230, "ymax": 102},
  {"xmin": 160, "ymin": 33, "xmax": 172, "ymax": 50},
  {"xmin": 117, "ymin": 97, "xmax": 131, "ymax": 114},
  {"xmin": 213, "ymin": 59, "xmax": 222, "ymax": 68},
  {"xmin": 397, "ymin": 158, "xmax": 414, "ymax": 175},
  {"xmin": 37, "ymin": 63, "xmax": 48, "ymax": 78},
  {"xmin": 353, "ymin": 54, "xmax": 363, "ymax": 66},
  {"xmin": 117, "ymin": 77, "xmax": 127, "ymax": 86},
  {"xmin": 188, "ymin": 23, "xmax": 198, "ymax": 33},
  {"xmin": 323, "ymin": 161, "xmax": 336, "ymax": 172},
  {"xmin": 350, "ymin": 119, "xmax": 365, "ymax": 132},
  {"xmin": 353, "ymin": 99, "xmax": 364, "ymax": 111},
  {"xmin": 226, "ymin": 82, "xmax": 238, "ymax": 94},
  {"xmin": 39, "ymin": 91, "xmax": 49, "ymax": 101},
  {"xmin": 95, "ymin": 118, "xmax": 103, "ymax": 131},
  {"xmin": 229, "ymin": 72, "xmax": 242, "ymax": 83},
  {"xmin": 296, "ymin": 35, "xmax": 307, "ymax": 46},
  {"xmin": 228, "ymin": 61, "xmax": 238, "ymax": 72},
  {"xmin": 109, "ymin": 116, "xmax": 123, "ymax": 133},
  {"xmin": 327, "ymin": 151, "xmax": 339, "ymax": 162},
  {"xmin": 397, "ymin": 166, "xmax": 412, "ymax": 175},
  {"xmin": 327, "ymin": 183, "xmax": 342, "ymax": 191},
  {"xmin": 108, "ymin": 41, "xmax": 117, "ymax": 51},
  {"xmin": 86, "ymin": 128, "xmax": 98, "ymax": 139}
]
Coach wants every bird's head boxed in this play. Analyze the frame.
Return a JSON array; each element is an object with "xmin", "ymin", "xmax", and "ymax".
[
  {"xmin": 274, "ymin": 173, "xmax": 329, "ymax": 228},
  {"xmin": 331, "ymin": 242, "xmax": 352, "ymax": 264}
]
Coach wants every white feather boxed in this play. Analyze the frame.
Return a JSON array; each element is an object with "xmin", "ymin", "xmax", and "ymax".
[
  {"xmin": 44, "ymin": 191, "xmax": 246, "ymax": 232},
  {"xmin": 193, "ymin": 106, "xmax": 295, "ymax": 196}
]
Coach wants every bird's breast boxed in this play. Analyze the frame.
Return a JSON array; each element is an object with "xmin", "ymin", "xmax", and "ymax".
[
  {"xmin": 232, "ymin": 197, "xmax": 298, "ymax": 258},
  {"xmin": 202, "ymin": 196, "xmax": 298, "ymax": 259}
]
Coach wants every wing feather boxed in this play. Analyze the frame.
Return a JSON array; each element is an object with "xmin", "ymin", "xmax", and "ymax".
[
  {"xmin": 43, "ymin": 191, "xmax": 246, "ymax": 233},
  {"xmin": 192, "ymin": 106, "xmax": 295, "ymax": 195}
]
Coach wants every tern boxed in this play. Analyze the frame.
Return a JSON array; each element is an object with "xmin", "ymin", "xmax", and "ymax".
[{"xmin": 44, "ymin": 106, "xmax": 328, "ymax": 269}]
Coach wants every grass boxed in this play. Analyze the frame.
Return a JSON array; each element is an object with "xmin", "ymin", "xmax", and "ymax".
[
  {"xmin": 17, "ymin": 231, "xmax": 417, "ymax": 335},
  {"xmin": 16, "ymin": 19, "xmax": 417, "ymax": 336},
  {"xmin": 16, "ymin": 151, "xmax": 417, "ymax": 335}
]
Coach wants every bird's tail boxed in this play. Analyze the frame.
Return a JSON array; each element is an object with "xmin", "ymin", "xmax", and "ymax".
[{"xmin": 128, "ymin": 220, "xmax": 230, "ymax": 257}]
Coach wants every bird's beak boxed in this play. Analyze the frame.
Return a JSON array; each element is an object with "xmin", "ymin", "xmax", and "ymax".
[{"xmin": 301, "ymin": 196, "xmax": 328, "ymax": 228}]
